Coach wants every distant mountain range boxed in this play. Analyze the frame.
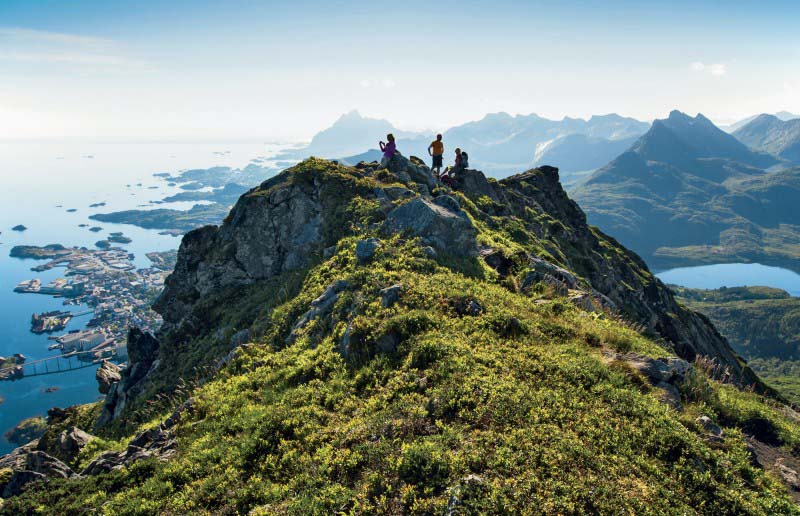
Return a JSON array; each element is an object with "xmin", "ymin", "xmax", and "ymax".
[
  {"xmin": 733, "ymin": 114, "xmax": 800, "ymax": 164},
  {"xmin": 288, "ymin": 110, "xmax": 650, "ymax": 182},
  {"xmin": 299, "ymin": 110, "xmax": 429, "ymax": 158},
  {"xmin": 724, "ymin": 111, "xmax": 800, "ymax": 133},
  {"xmin": 571, "ymin": 110, "xmax": 800, "ymax": 271}
]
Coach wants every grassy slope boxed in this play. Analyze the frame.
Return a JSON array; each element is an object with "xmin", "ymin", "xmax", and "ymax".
[
  {"xmin": 674, "ymin": 286, "xmax": 800, "ymax": 405},
  {"xmin": 4, "ymin": 236, "xmax": 800, "ymax": 514}
]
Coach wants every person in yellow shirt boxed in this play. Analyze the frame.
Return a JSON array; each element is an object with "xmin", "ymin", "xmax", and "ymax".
[{"xmin": 428, "ymin": 134, "xmax": 444, "ymax": 179}]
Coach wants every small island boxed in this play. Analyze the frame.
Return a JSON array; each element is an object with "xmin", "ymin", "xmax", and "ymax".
[
  {"xmin": 89, "ymin": 202, "xmax": 107, "ymax": 208},
  {"xmin": 107, "ymin": 232, "xmax": 132, "ymax": 244},
  {"xmin": 95, "ymin": 240, "xmax": 111, "ymax": 249},
  {"xmin": 12, "ymin": 224, "xmax": 27, "ymax": 232},
  {"xmin": 10, "ymin": 244, "xmax": 70, "ymax": 260},
  {"xmin": 89, "ymin": 226, "xmax": 103, "ymax": 232},
  {"xmin": 66, "ymin": 208, "xmax": 78, "ymax": 213}
]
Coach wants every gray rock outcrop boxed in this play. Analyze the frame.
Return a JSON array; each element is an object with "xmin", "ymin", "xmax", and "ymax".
[
  {"xmin": 384, "ymin": 197, "xmax": 477, "ymax": 257},
  {"xmin": 97, "ymin": 328, "xmax": 160, "ymax": 428},
  {"xmin": 0, "ymin": 443, "xmax": 76, "ymax": 498},
  {"xmin": 96, "ymin": 361, "xmax": 122, "ymax": 395}
]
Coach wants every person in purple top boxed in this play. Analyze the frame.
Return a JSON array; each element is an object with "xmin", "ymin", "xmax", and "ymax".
[{"xmin": 378, "ymin": 133, "xmax": 396, "ymax": 169}]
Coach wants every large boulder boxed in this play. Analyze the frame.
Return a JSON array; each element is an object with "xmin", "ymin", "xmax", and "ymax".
[
  {"xmin": 384, "ymin": 197, "xmax": 477, "ymax": 257},
  {"xmin": 385, "ymin": 153, "xmax": 437, "ymax": 189},
  {"xmin": 96, "ymin": 361, "xmax": 122, "ymax": 395},
  {"xmin": 0, "ymin": 444, "xmax": 76, "ymax": 498},
  {"xmin": 57, "ymin": 427, "xmax": 94, "ymax": 462}
]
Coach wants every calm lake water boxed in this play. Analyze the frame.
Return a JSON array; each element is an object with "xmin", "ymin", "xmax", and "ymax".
[
  {"xmin": 656, "ymin": 263, "xmax": 800, "ymax": 297},
  {"xmin": 0, "ymin": 142, "xmax": 287, "ymax": 454}
]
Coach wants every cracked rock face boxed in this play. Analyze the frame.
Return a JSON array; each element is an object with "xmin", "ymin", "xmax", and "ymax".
[
  {"xmin": 384, "ymin": 197, "xmax": 478, "ymax": 257},
  {"xmin": 154, "ymin": 175, "xmax": 330, "ymax": 332},
  {"xmin": 0, "ymin": 444, "xmax": 76, "ymax": 498}
]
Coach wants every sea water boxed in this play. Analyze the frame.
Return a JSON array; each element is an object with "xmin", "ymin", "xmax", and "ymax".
[{"xmin": 0, "ymin": 142, "xmax": 288, "ymax": 454}]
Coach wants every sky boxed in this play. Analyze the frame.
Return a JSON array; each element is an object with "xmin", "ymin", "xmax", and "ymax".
[{"xmin": 1, "ymin": 0, "xmax": 798, "ymax": 141}]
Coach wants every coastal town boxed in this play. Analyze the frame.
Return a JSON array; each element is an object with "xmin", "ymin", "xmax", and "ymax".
[{"xmin": 2, "ymin": 245, "xmax": 177, "ymax": 381}]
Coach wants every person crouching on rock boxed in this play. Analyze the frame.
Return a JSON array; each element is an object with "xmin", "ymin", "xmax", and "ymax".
[
  {"xmin": 428, "ymin": 133, "xmax": 444, "ymax": 179},
  {"xmin": 378, "ymin": 133, "xmax": 397, "ymax": 169},
  {"xmin": 440, "ymin": 148, "xmax": 459, "ymax": 188}
]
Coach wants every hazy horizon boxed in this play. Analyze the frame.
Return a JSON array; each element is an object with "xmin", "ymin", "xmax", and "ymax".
[{"xmin": 2, "ymin": 0, "xmax": 798, "ymax": 141}]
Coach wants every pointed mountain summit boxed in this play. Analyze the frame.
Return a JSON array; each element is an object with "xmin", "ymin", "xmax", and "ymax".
[
  {"xmin": 733, "ymin": 114, "xmax": 800, "ymax": 164},
  {"xmin": 301, "ymin": 110, "xmax": 426, "ymax": 158},
  {"xmin": 572, "ymin": 110, "xmax": 800, "ymax": 268},
  {"xmin": 652, "ymin": 111, "xmax": 777, "ymax": 168}
]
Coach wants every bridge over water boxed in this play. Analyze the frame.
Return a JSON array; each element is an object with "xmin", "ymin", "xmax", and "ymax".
[{"xmin": 0, "ymin": 349, "xmax": 116, "ymax": 380}]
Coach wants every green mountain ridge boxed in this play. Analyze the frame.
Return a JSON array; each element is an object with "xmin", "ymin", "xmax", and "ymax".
[
  {"xmin": 571, "ymin": 111, "xmax": 800, "ymax": 271},
  {"xmin": 734, "ymin": 114, "xmax": 800, "ymax": 164},
  {"xmin": 2, "ymin": 157, "xmax": 799, "ymax": 513}
]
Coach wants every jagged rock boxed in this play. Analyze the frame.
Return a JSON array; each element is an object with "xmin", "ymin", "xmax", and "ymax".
[
  {"xmin": 622, "ymin": 353, "xmax": 691, "ymax": 385},
  {"xmin": 775, "ymin": 459, "xmax": 800, "ymax": 491},
  {"xmin": 481, "ymin": 248, "xmax": 516, "ymax": 277},
  {"xmin": 452, "ymin": 169, "xmax": 502, "ymax": 204},
  {"xmin": 385, "ymin": 153, "xmax": 437, "ymax": 189},
  {"xmin": 339, "ymin": 324, "xmax": 398, "ymax": 361},
  {"xmin": 432, "ymin": 194, "xmax": 461, "ymax": 213},
  {"xmin": 696, "ymin": 415, "xmax": 724, "ymax": 441},
  {"xmin": 379, "ymin": 284, "xmax": 403, "ymax": 308},
  {"xmin": 96, "ymin": 361, "xmax": 122, "ymax": 395},
  {"xmin": 286, "ymin": 280, "xmax": 350, "ymax": 343},
  {"xmin": 229, "ymin": 329, "xmax": 250, "ymax": 348},
  {"xmin": 356, "ymin": 238, "xmax": 381, "ymax": 263},
  {"xmin": 522, "ymin": 257, "xmax": 579, "ymax": 293},
  {"xmin": 57, "ymin": 427, "xmax": 94, "ymax": 461},
  {"xmin": 97, "ymin": 328, "xmax": 160, "ymax": 428},
  {"xmin": 656, "ymin": 381, "xmax": 683, "ymax": 410},
  {"xmin": 0, "ymin": 445, "xmax": 76, "ymax": 497},
  {"xmin": 83, "ymin": 402, "xmax": 186, "ymax": 477},
  {"xmin": 2, "ymin": 470, "xmax": 46, "ymax": 498},
  {"xmin": 384, "ymin": 197, "xmax": 477, "ymax": 257},
  {"xmin": 568, "ymin": 292, "xmax": 598, "ymax": 312},
  {"xmin": 383, "ymin": 186, "xmax": 415, "ymax": 201},
  {"xmin": 455, "ymin": 299, "xmax": 483, "ymax": 317}
]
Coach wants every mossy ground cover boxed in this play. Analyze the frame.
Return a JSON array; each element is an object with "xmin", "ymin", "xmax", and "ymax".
[{"xmin": 5, "ymin": 237, "xmax": 799, "ymax": 515}]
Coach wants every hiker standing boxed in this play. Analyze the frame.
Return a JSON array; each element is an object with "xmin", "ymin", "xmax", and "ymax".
[
  {"xmin": 378, "ymin": 133, "xmax": 396, "ymax": 169},
  {"xmin": 428, "ymin": 134, "xmax": 444, "ymax": 179}
]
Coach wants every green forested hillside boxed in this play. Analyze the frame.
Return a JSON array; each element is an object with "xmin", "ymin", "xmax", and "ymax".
[{"xmin": 674, "ymin": 285, "xmax": 800, "ymax": 404}]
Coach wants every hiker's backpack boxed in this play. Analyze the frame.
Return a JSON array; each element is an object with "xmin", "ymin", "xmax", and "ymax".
[{"xmin": 461, "ymin": 151, "xmax": 469, "ymax": 168}]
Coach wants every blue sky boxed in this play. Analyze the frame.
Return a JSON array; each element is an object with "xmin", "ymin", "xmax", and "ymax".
[{"xmin": 1, "ymin": 0, "xmax": 798, "ymax": 140}]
